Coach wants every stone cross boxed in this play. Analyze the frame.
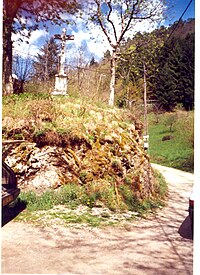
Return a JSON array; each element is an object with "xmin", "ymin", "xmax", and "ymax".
[
  {"xmin": 54, "ymin": 28, "xmax": 74, "ymax": 75},
  {"xmin": 52, "ymin": 28, "xmax": 74, "ymax": 95}
]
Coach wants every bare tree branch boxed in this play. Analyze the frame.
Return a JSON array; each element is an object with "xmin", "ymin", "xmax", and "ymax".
[
  {"xmin": 117, "ymin": 0, "xmax": 139, "ymax": 44},
  {"xmin": 95, "ymin": 0, "xmax": 114, "ymax": 46},
  {"xmin": 106, "ymin": 1, "xmax": 118, "ymax": 43}
]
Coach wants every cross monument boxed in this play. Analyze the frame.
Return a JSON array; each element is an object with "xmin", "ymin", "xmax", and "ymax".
[{"xmin": 52, "ymin": 28, "xmax": 74, "ymax": 95}]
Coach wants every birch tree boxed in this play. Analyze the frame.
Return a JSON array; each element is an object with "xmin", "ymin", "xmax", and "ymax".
[{"xmin": 88, "ymin": 0, "xmax": 166, "ymax": 106}]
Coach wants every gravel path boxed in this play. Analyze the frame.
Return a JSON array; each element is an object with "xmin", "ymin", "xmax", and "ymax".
[{"xmin": 1, "ymin": 164, "xmax": 194, "ymax": 274}]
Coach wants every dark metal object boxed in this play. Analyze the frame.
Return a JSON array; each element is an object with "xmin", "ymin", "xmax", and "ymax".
[
  {"xmin": 2, "ymin": 161, "xmax": 20, "ymax": 207},
  {"xmin": 2, "ymin": 140, "xmax": 23, "ymax": 207}
]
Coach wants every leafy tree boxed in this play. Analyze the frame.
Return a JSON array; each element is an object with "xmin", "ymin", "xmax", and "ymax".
[
  {"xmin": 115, "ymin": 26, "xmax": 168, "ymax": 106},
  {"xmin": 3, "ymin": 0, "xmax": 81, "ymax": 95},
  {"xmin": 33, "ymin": 38, "xmax": 59, "ymax": 81},
  {"xmin": 153, "ymin": 38, "xmax": 181, "ymax": 111},
  {"xmin": 115, "ymin": 19, "xmax": 194, "ymax": 111},
  {"xmin": 87, "ymin": 0, "xmax": 165, "ymax": 106}
]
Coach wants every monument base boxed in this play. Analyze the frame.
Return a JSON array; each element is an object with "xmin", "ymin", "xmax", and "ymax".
[{"xmin": 52, "ymin": 74, "xmax": 68, "ymax": 95}]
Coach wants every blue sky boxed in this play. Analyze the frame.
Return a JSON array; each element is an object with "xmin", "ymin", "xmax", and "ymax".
[
  {"xmin": 166, "ymin": 0, "xmax": 195, "ymax": 24},
  {"xmin": 12, "ymin": 0, "xmax": 195, "ymax": 63}
]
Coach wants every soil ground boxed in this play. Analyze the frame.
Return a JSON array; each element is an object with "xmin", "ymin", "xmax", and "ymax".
[{"xmin": 1, "ymin": 164, "xmax": 194, "ymax": 274}]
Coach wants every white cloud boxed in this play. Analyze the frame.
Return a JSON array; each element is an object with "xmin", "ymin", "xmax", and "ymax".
[
  {"xmin": 72, "ymin": 29, "xmax": 90, "ymax": 47},
  {"xmin": 70, "ymin": 20, "xmax": 111, "ymax": 60},
  {"xmin": 65, "ymin": 13, "xmax": 112, "ymax": 60},
  {"xmin": 29, "ymin": 29, "xmax": 48, "ymax": 44},
  {"xmin": 66, "ymin": 0, "xmax": 166, "ymax": 60},
  {"xmin": 12, "ymin": 29, "xmax": 49, "ymax": 58},
  {"xmin": 12, "ymin": 0, "xmax": 166, "ymax": 62}
]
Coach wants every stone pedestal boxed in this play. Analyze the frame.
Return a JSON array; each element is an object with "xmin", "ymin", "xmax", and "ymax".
[{"xmin": 52, "ymin": 74, "xmax": 68, "ymax": 95}]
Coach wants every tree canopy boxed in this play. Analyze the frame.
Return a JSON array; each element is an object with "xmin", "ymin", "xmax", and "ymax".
[
  {"xmin": 153, "ymin": 33, "xmax": 194, "ymax": 111},
  {"xmin": 115, "ymin": 19, "xmax": 194, "ymax": 111}
]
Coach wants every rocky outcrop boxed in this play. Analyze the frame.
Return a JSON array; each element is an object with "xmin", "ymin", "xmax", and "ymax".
[
  {"xmin": 5, "ymin": 123, "xmax": 154, "ymax": 201},
  {"xmin": 3, "ymin": 98, "xmax": 155, "ymax": 203}
]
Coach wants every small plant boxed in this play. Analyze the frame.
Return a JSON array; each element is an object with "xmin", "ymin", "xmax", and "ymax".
[
  {"xmin": 19, "ymin": 190, "xmax": 55, "ymax": 211},
  {"xmin": 153, "ymin": 169, "xmax": 168, "ymax": 199},
  {"xmin": 57, "ymin": 184, "xmax": 81, "ymax": 206},
  {"xmin": 163, "ymin": 113, "xmax": 177, "ymax": 133},
  {"xmin": 119, "ymin": 185, "xmax": 139, "ymax": 211},
  {"xmin": 79, "ymin": 172, "xmax": 87, "ymax": 184}
]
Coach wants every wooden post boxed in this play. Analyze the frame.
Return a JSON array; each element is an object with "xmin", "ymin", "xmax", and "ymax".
[{"xmin": 143, "ymin": 63, "xmax": 149, "ymax": 151}]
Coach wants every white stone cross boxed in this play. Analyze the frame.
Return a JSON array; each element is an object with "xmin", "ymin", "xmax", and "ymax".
[
  {"xmin": 54, "ymin": 28, "xmax": 74, "ymax": 76},
  {"xmin": 52, "ymin": 28, "xmax": 74, "ymax": 95}
]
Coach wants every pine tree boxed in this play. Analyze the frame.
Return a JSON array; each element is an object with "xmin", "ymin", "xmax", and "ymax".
[
  {"xmin": 178, "ymin": 33, "xmax": 194, "ymax": 110},
  {"xmin": 153, "ymin": 39, "xmax": 179, "ymax": 111},
  {"xmin": 153, "ymin": 34, "xmax": 194, "ymax": 111},
  {"xmin": 33, "ymin": 38, "xmax": 59, "ymax": 81}
]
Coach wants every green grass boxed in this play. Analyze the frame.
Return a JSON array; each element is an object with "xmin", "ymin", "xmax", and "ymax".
[
  {"xmin": 15, "ymin": 171, "xmax": 167, "ymax": 227},
  {"xmin": 19, "ymin": 184, "xmax": 83, "ymax": 211},
  {"xmin": 19, "ymin": 182, "xmax": 164, "ymax": 213},
  {"xmin": 148, "ymin": 111, "xmax": 194, "ymax": 172},
  {"xmin": 15, "ymin": 207, "xmax": 103, "ymax": 227}
]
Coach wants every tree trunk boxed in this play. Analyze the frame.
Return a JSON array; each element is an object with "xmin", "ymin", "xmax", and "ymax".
[
  {"xmin": 3, "ymin": 18, "xmax": 13, "ymax": 95},
  {"xmin": 109, "ymin": 50, "xmax": 116, "ymax": 107}
]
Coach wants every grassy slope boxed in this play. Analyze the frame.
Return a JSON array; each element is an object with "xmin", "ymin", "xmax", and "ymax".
[{"xmin": 148, "ymin": 111, "xmax": 194, "ymax": 172}]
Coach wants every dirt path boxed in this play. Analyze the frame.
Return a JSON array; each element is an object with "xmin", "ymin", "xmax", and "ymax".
[{"xmin": 1, "ymin": 164, "xmax": 194, "ymax": 274}]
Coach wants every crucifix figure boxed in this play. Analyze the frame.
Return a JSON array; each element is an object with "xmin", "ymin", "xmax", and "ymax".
[{"xmin": 52, "ymin": 28, "xmax": 74, "ymax": 95}]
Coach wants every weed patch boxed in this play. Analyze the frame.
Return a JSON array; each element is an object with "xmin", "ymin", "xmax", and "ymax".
[{"xmin": 16, "ymin": 171, "xmax": 167, "ymax": 226}]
